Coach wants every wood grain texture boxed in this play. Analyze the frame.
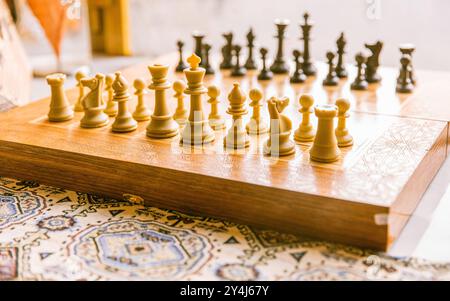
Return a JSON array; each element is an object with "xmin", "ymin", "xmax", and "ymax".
[{"xmin": 0, "ymin": 53, "xmax": 448, "ymax": 250}]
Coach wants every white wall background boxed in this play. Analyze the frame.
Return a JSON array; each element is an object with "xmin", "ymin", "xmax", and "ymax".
[{"xmin": 129, "ymin": 0, "xmax": 450, "ymax": 71}]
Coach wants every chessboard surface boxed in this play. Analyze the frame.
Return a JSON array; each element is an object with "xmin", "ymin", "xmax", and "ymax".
[{"xmin": 0, "ymin": 53, "xmax": 448, "ymax": 250}]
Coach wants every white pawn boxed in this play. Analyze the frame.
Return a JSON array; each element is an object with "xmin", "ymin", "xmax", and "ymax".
[
  {"xmin": 172, "ymin": 80, "xmax": 188, "ymax": 126},
  {"xmin": 207, "ymin": 85, "xmax": 226, "ymax": 130},
  {"xmin": 294, "ymin": 94, "xmax": 316, "ymax": 142},
  {"xmin": 74, "ymin": 70, "xmax": 87, "ymax": 112},
  {"xmin": 335, "ymin": 98, "xmax": 353, "ymax": 147},
  {"xmin": 104, "ymin": 74, "xmax": 118, "ymax": 117},
  {"xmin": 246, "ymin": 88, "xmax": 269, "ymax": 135},
  {"xmin": 133, "ymin": 78, "xmax": 151, "ymax": 121}
]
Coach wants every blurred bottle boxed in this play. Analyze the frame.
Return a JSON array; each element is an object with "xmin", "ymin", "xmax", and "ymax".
[{"xmin": 15, "ymin": 0, "xmax": 91, "ymax": 77}]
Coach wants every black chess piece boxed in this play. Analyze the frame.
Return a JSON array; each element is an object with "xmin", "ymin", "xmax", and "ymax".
[
  {"xmin": 220, "ymin": 32, "xmax": 234, "ymax": 69},
  {"xmin": 258, "ymin": 48, "xmax": 273, "ymax": 81},
  {"xmin": 290, "ymin": 50, "xmax": 306, "ymax": 83},
  {"xmin": 175, "ymin": 40, "xmax": 188, "ymax": 72},
  {"xmin": 231, "ymin": 45, "xmax": 246, "ymax": 77},
  {"xmin": 270, "ymin": 19, "xmax": 290, "ymax": 74},
  {"xmin": 351, "ymin": 52, "xmax": 368, "ymax": 90},
  {"xmin": 300, "ymin": 12, "xmax": 317, "ymax": 76},
  {"xmin": 322, "ymin": 51, "xmax": 339, "ymax": 86},
  {"xmin": 193, "ymin": 31, "xmax": 205, "ymax": 67},
  {"xmin": 203, "ymin": 43, "xmax": 215, "ymax": 75},
  {"xmin": 398, "ymin": 44, "xmax": 416, "ymax": 85},
  {"xmin": 396, "ymin": 55, "xmax": 414, "ymax": 93},
  {"xmin": 335, "ymin": 32, "xmax": 348, "ymax": 78},
  {"xmin": 364, "ymin": 41, "xmax": 383, "ymax": 83},
  {"xmin": 244, "ymin": 28, "xmax": 257, "ymax": 70}
]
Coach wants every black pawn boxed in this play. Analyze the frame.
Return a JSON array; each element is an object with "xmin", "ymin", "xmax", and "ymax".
[
  {"xmin": 396, "ymin": 55, "xmax": 414, "ymax": 94},
  {"xmin": 323, "ymin": 51, "xmax": 339, "ymax": 86},
  {"xmin": 258, "ymin": 48, "xmax": 273, "ymax": 81},
  {"xmin": 300, "ymin": 12, "xmax": 317, "ymax": 76},
  {"xmin": 231, "ymin": 45, "xmax": 246, "ymax": 77},
  {"xmin": 290, "ymin": 50, "xmax": 306, "ymax": 83},
  {"xmin": 335, "ymin": 32, "xmax": 348, "ymax": 78},
  {"xmin": 203, "ymin": 43, "xmax": 215, "ymax": 75},
  {"xmin": 244, "ymin": 28, "xmax": 257, "ymax": 70},
  {"xmin": 351, "ymin": 52, "xmax": 368, "ymax": 91},
  {"xmin": 365, "ymin": 41, "xmax": 383, "ymax": 83},
  {"xmin": 193, "ymin": 31, "xmax": 205, "ymax": 67},
  {"xmin": 220, "ymin": 32, "xmax": 234, "ymax": 69},
  {"xmin": 270, "ymin": 19, "xmax": 290, "ymax": 74},
  {"xmin": 175, "ymin": 40, "xmax": 188, "ymax": 72},
  {"xmin": 398, "ymin": 44, "xmax": 416, "ymax": 85}
]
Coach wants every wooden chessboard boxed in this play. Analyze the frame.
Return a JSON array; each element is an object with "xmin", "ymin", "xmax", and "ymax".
[{"xmin": 0, "ymin": 53, "xmax": 448, "ymax": 250}]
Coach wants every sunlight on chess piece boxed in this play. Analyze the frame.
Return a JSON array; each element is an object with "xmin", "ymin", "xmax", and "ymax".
[
  {"xmin": 111, "ymin": 72, "xmax": 138, "ymax": 133},
  {"xmin": 132, "ymin": 78, "xmax": 151, "ymax": 122},
  {"xmin": 207, "ymin": 85, "xmax": 226, "ymax": 130},
  {"xmin": 309, "ymin": 104, "xmax": 340, "ymax": 163},
  {"xmin": 294, "ymin": 94, "xmax": 316, "ymax": 142},
  {"xmin": 46, "ymin": 73, "xmax": 74, "ymax": 122},
  {"xmin": 264, "ymin": 97, "xmax": 295, "ymax": 156},
  {"xmin": 104, "ymin": 74, "xmax": 118, "ymax": 117},
  {"xmin": 224, "ymin": 83, "xmax": 250, "ymax": 149},
  {"xmin": 335, "ymin": 98, "xmax": 353, "ymax": 147},
  {"xmin": 80, "ymin": 73, "xmax": 109, "ymax": 128},
  {"xmin": 74, "ymin": 70, "xmax": 87, "ymax": 112},
  {"xmin": 181, "ymin": 54, "xmax": 215, "ymax": 145},
  {"xmin": 147, "ymin": 65, "xmax": 179, "ymax": 138},
  {"xmin": 172, "ymin": 80, "xmax": 188, "ymax": 126},
  {"xmin": 246, "ymin": 88, "xmax": 269, "ymax": 135}
]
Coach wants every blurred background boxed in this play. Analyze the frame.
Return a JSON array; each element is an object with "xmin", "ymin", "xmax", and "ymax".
[{"xmin": 2, "ymin": 0, "xmax": 450, "ymax": 102}]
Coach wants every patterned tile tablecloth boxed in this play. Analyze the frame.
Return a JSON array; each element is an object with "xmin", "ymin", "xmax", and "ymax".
[{"xmin": 1, "ymin": 177, "xmax": 450, "ymax": 281}]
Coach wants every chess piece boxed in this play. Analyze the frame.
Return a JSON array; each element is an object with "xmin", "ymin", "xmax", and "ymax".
[
  {"xmin": 172, "ymin": 80, "xmax": 188, "ymax": 126},
  {"xmin": 220, "ymin": 32, "xmax": 234, "ymax": 69},
  {"xmin": 193, "ymin": 31, "xmax": 205, "ymax": 67},
  {"xmin": 79, "ymin": 73, "xmax": 109, "ymax": 128},
  {"xmin": 309, "ymin": 104, "xmax": 340, "ymax": 163},
  {"xmin": 396, "ymin": 55, "xmax": 414, "ymax": 94},
  {"xmin": 294, "ymin": 94, "xmax": 316, "ymax": 142},
  {"xmin": 175, "ymin": 40, "xmax": 188, "ymax": 72},
  {"xmin": 147, "ymin": 65, "xmax": 179, "ymax": 138},
  {"xmin": 270, "ymin": 19, "xmax": 290, "ymax": 74},
  {"xmin": 46, "ymin": 73, "xmax": 74, "ymax": 122},
  {"xmin": 203, "ymin": 43, "xmax": 215, "ymax": 75},
  {"xmin": 351, "ymin": 52, "xmax": 368, "ymax": 91},
  {"xmin": 111, "ymin": 72, "xmax": 138, "ymax": 133},
  {"xmin": 133, "ymin": 78, "xmax": 151, "ymax": 121},
  {"xmin": 300, "ymin": 12, "xmax": 317, "ymax": 76},
  {"xmin": 290, "ymin": 50, "xmax": 306, "ymax": 83},
  {"xmin": 335, "ymin": 98, "xmax": 353, "ymax": 147},
  {"xmin": 74, "ymin": 70, "xmax": 87, "ymax": 112},
  {"xmin": 335, "ymin": 32, "xmax": 348, "ymax": 78},
  {"xmin": 322, "ymin": 51, "xmax": 339, "ymax": 86},
  {"xmin": 398, "ymin": 43, "xmax": 416, "ymax": 85},
  {"xmin": 257, "ymin": 48, "xmax": 273, "ymax": 81},
  {"xmin": 207, "ymin": 85, "xmax": 226, "ymax": 130},
  {"xmin": 246, "ymin": 88, "xmax": 269, "ymax": 135},
  {"xmin": 231, "ymin": 45, "xmax": 246, "ymax": 77},
  {"xmin": 224, "ymin": 83, "xmax": 250, "ymax": 149},
  {"xmin": 264, "ymin": 97, "xmax": 295, "ymax": 156},
  {"xmin": 181, "ymin": 54, "xmax": 215, "ymax": 145},
  {"xmin": 244, "ymin": 28, "xmax": 257, "ymax": 70},
  {"xmin": 104, "ymin": 74, "xmax": 118, "ymax": 117},
  {"xmin": 364, "ymin": 41, "xmax": 383, "ymax": 83}
]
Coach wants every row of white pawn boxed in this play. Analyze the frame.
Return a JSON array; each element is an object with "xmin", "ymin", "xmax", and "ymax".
[{"xmin": 46, "ymin": 69, "xmax": 353, "ymax": 163}]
